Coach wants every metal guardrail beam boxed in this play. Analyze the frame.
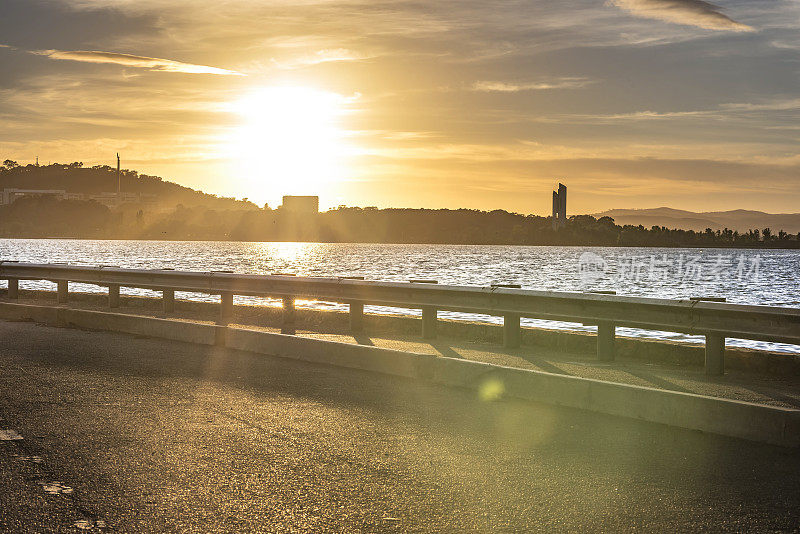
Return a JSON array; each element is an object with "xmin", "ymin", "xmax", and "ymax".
[
  {"xmin": 1, "ymin": 262, "xmax": 798, "ymax": 342},
  {"xmin": 2, "ymin": 262, "xmax": 800, "ymax": 375}
]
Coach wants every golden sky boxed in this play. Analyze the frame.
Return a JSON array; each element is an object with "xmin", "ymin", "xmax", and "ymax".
[{"xmin": 1, "ymin": 0, "xmax": 799, "ymax": 213}]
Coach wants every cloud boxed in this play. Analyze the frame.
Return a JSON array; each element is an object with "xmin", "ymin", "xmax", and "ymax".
[
  {"xmin": 720, "ymin": 99, "xmax": 800, "ymax": 112},
  {"xmin": 609, "ymin": 0, "xmax": 754, "ymax": 32},
  {"xmin": 33, "ymin": 50, "xmax": 244, "ymax": 75},
  {"xmin": 472, "ymin": 78, "xmax": 594, "ymax": 92},
  {"xmin": 272, "ymin": 48, "xmax": 371, "ymax": 69}
]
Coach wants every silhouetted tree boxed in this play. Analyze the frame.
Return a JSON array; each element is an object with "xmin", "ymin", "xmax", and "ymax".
[{"xmin": 1, "ymin": 160, "xmax": 798, "ymax": 247}]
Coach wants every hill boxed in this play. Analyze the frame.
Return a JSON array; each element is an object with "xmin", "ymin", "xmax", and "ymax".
[
  {"xmin": 594, "ymin": 207, "xmax": 800, "ymax": 233},
  {"xmin": 0, "ymin": 160, "xmax": 256, "ymax": 211}
]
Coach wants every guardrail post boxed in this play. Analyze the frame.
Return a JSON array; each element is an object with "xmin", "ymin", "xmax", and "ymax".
[
  {"xmin": 108, "ymin": 284, "xmax": 120, "ymax": 308},
  {"xmin": 282, "ymin": 297, "xmax": 296, "ymax": 335},
  {"xmin": 410, "ymin": 279, "xmax": 438, "ymax": 340},
  {"xmin": 597, "ymin": 322, "xmax": 616, "ymax": 361},
  {"xmin": 493, "ymin": 284, "xmax": 523, "ymax": 348},
  {"xmin": 705, "ymin": 334, "xmax": 725, "ymax": 375},
  {"xmin": 422, "ymin": 306, "xmax": 437, "ymax": 339},
  {"xmin": 57, "ymin": 280, "xmax": 68, "ymax": 303},
  {"xmin": 219, "ymin": 292, "xmax": 233, "ymax": 325},
  {"xmin": 162, "ymin": 289, "xmax": 175, "ymax": 314},
  {"xmin": 7, "ymin": 278, "xmax": 19, "ymax": 299},
  {"xmin": 503, "ymin": 313, "xmax": 521, "ymax": 348},
  {"xmin": 349, "ymin": 301, "xmax": 364, "ymax": 333}
]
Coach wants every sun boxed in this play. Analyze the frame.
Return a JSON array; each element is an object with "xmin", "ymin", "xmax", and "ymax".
[{"xmin": 225, "ymin": 86, "xmax": 352, "ymax": 206}]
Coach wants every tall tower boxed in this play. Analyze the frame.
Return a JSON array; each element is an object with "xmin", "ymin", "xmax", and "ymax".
[
  {"xmin": 116, "ymin": 153, "xmax": 121, "ymax": 196},
  {"xmin": 552, "ymin": 191, "xmax": 559, "ymax": 219},
  {"xmin": 551, "ymin": 182, "xmax": 567, "ymax": 229}
]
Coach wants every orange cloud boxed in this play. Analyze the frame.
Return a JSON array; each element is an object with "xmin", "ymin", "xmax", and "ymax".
[
  {"xmin": 35, "ymin": 49, "xmax": 244, "ymax": 75},
  {"xmin": 271, "ymin": 48, "xmax": 372, "ymax": 69},
  {"xmin": 609, "ymin": 0, "xmax": 754, "ymax": 31},
  {"xmin": 472, "ymin": 78, "xmax": 594, "ymax": 92}
]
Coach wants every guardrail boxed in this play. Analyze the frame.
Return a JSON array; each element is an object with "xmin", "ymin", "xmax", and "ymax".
[{"xmin": 2, "ymin": 261, "xmax": 799, "ymax": 375}]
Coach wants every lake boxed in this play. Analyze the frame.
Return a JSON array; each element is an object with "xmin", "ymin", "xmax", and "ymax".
[{"xmin": 2, "ymin": 239, "xmax": 799, "ymax": 353}]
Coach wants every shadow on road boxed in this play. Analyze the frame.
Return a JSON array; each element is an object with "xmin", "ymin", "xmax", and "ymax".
[{"xmin": 1, "ymin": 321, "xmax": 799, "ymax": 532}]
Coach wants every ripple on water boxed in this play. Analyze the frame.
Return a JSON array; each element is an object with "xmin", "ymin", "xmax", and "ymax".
[{"xmin": 2, "ymin": 239, "xmax": 798, "ymax": 354}]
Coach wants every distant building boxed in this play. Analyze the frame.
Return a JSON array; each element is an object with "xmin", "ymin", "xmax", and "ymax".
[
  {"xmin": 552, "ymin": 183, "xmax": 567, "ymax": 229},
  {"xmin": 1, "ymin": 188, "xmax": 71, "ymax": 205},
  {"xmin": 87, "ymin": 191, "xmax": 156, "ymax": 208},
  {"xmin": 281, "ymin": 195, "xmax": 319, "ymax": 214},
  {"xmin": 0, "ymin": 188, "xmax": 155, "ymax": 207}
]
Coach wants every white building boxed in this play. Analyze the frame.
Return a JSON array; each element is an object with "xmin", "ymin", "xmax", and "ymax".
[
  {"xmin": 1, "ymin": 188, "xmax": 73, "ymax": 205},
  {"xmin": 281, "ymin": 195, "xmax": 319, "ymax": 214},
  {"xmin": 1, "ymin": 188, "xmax": 156, "ymax": 207},
  {"xmin": 87, "ymin": 192, "xmax": 157, "ymax": 208}
]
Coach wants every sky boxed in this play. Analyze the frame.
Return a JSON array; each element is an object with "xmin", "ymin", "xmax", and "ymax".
[{"xmin": 1, "ymin": 0, "xmax": 799, "ymax": 214}]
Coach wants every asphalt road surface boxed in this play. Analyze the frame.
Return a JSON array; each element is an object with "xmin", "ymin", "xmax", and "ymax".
[{"xmin": 0, "ymin": 320, "xmax": 799, "ymax": 533}]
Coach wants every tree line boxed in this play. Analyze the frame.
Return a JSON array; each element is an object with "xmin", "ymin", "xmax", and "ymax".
[{"xmin": 1, "ymin": 199, "xmax": 798, "ymax": 248}]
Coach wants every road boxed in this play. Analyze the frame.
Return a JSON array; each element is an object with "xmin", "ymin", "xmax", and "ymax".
[{"xmin": 0, "ymin": 320, "xmax": 799, "ymax": 532}]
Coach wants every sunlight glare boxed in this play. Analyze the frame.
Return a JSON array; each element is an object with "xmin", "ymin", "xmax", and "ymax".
[{"xmin": 226, "ymin": 86, "xmax": 352, "ymax": 206}]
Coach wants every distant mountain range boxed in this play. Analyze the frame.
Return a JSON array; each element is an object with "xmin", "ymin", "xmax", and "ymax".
[{"xmin": 593, "ymin": 208, "xmax": 800, "ymax": 234}]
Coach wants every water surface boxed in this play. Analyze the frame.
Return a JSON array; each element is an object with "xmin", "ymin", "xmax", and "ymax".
[{"xmin": 2, "ymin": 239, "xmax": 798, "ymax": 353}]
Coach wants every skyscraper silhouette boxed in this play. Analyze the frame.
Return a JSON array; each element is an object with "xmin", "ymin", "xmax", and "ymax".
[{"xmin": 552, "ymin": 183, "xmax": 567, "ymax": 229}]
